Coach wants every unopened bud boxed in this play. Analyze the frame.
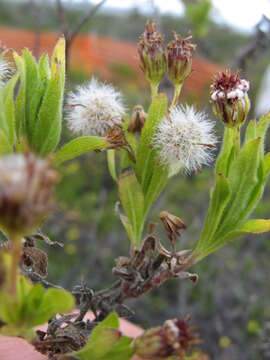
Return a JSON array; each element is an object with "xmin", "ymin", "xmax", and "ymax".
[
  {"xmin": 210, "ymin": 69, "xmax": 250, "ymax": 127},
  {"xmin": 138, "ymin": 22, "xmax": 166, "ymax": 91},
  {"xmin": 128, "ymin": 105, "xmax": 147, "ymax": 134},
  {"xmin": 167, "ymin": 33, "xmax": 196, "ymax": 87},
  {"xmin": 134, "ymin": 317, "xmax": 198, "ymax": 359},
  {"xmin": 0, "ymin": 153, "xmax": 59, "ymax": 237}
]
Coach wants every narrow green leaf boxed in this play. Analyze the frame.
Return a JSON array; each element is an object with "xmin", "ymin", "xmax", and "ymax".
[
  {"xmin": 0, "ymin": 129, "xmax": 13, "ymax": 154},
  {"xmin": 263, "ymin": 152, "xmax": 270, "ymax": 179},
  {"xmin": 256, "ymin": 112, "xmax": 270, "ymax": 156},
  {"xmin": 195, "ymin": 174, "xmax": 231, "ymax": 258},
  {"xmin": 203, "ymin": 219, "xmax": 270, "ymax": 258},
  {"xmin": 32, "ymin": 38, "xmax": 65, "ymax": 156},
  {"xmin": 118, "ymin": 170, "xmax": 145, "ymax": 247},
  {"xmin": 54, "ymin": 136, "xmax": 108, "ymax": 165},
  {"xmin": 215, "ymin": 127, "xmax": 234, "ymax": 177},
  {"xmin": 107, "ymin": 149, "xmax": 118, "ymax": 181},
  {"xmin": 144, "ymin": 163, "xmax": 168, "ymax": 217},
  {"xmin": 1, "ymin": 75, "xmax": 18, "ymax": 145},
  {"xmin": 136, "ymin": 94, "xmax": 167, "ymax": 193},
  {"xmin": 22, "ymin": 49, "xmax": 38, "ymax": 139},
  {"xmin": 38, "ymin": 53, "xmax": 51, "ymax": 82},
  {"xmin": 13, "ymin": 52, "xmax": 26, "ymax": 137},
  {"xmin": 245, "ymin": 119, "xmax": 256, "ymax": 143},
  {"xmin": 215, "ymin": 138, "xmax": 261, "ymax": 237}
]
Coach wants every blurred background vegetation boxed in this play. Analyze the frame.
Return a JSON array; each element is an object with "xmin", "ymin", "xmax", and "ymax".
[{"xmin": 1, "ymin": 0, "xmax": 270, "ymax": 358}]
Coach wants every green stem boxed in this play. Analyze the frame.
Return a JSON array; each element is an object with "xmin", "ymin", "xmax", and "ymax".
[
  {"xmin": 10, "ymin": 235, "xmax": 21, "ymax": 297},
  {"xmin": 233, "ymin": 126, "xmax": 241, "ymax": 156},
  {"xmin": 150, "ymin": 83, "xmax": 158, "ymax": 98},
  {"xmin": 170, "ymin": 84, "xmax": 182, "ymax": 111}
]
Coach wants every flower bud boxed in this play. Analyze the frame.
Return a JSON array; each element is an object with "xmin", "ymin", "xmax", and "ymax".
[
  {"xmin": 134, "ymin": 317, "xmax": 198, "ymax": 359},
  {"xmin": 138, "ymin": 22, "xmax": 166, "ymax": 91},
  {"xmin": 0, "ymin": 153, "xmax": 59, "ymax": 237},
  {"xmin": 167, "ymin": 33, "xmax": 196, "ymax": 87},
  {"xmin": 210, "ymin": 69, "xmax": 250, "ymax": 127}
]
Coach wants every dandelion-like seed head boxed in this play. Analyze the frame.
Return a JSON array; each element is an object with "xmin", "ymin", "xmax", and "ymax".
[
  {"xmin": 0, "ymin": 57, "xmax": 11, "ymax": 88},
  {"xmin": 153, "ymin": 106, "xmax": 217, "ymax": 174},
  {"xmin": 0, "ymin": 154, "xmax": 59, "ymax": 236},
  {"xmin": 66, "ymin": 77, "xmax": 126, "ymax": 137}
]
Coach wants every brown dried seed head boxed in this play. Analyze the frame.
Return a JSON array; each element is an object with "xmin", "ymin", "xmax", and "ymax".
[
  {"xmin": 159, "ymin": 211, "xmax": 186, "ymax": 241},
  {"xmin": 106, "ymin": 125, "xmax": 128, "ymax": 149}
]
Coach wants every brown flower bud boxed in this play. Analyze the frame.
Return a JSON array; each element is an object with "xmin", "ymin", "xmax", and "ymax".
[
  {"xmin": 167, "ymin": 34, "xmax": 196, "ymax": 87},
  {"xmin": 138, "ymin": 22, "xmax": 166, "ymax": 92},
  {"xmin": 128, "ymin": 105, "xmax": 147, "ymax": 134},
  {"xmin": 159, "ymin": 211, "xmax": 186, "ymax": 242},
  {"xmin": 210, "ymin": 68, "xmax": 250, "ymax": 127},
  {"xmin": 134, "ymin": 316, "xmax": 198, "ymax": 359},
  {"xmin": 0, "ymin": 153, "xmax": 59, "ymax": 237}
]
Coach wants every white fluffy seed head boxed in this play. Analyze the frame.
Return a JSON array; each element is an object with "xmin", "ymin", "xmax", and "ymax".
[
  {"xmin": 153, "ymin": 106, "xmax": 217, "ymax": 174},
  {"xmin": 66, "ymin": 77, "xmax": 126, "ymax": 137},
  {"xmin": 0, "ymin": 57, "xmax": 11, "ymax": 88}
]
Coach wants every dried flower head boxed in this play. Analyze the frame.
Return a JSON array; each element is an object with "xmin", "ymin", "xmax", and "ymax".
[
  {"xmin": 167, "ymin": 33, "xmax": 196, "ymax": 86},
  {"xmin": 159, "ymin": 211, "xmax": 186, "ymax": 242},
  {"xmin": 66, "ymin": 77, "xmax": 125, "ymax": 137},
  {"xmin": 0, "ymin": 56, "xmax": 11, "ymax": 88},
  {"xmin": 153, "ymin": 106, "xmax": 216, "ymax": 174},
  {"xmin": 128, "ymin": 105, "xmax": 147, "ymax": 134},
  {"xmin": 134, "ymin": 316, "xmax": 198, "ymax": 359},
  {"xmin": 138, "ymin": 22, "xmax": 166, "ymax": 89},
  {"xmin": 0, "ymin": 154, "xmax": 59, "ymax": 237},
  {"xmin": 210, "ymin": 68, "xmax": 250, "ymax": 127}
]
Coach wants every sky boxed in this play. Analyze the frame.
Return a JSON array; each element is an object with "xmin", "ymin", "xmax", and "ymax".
[{"xmin": 89, "ymin": 0, "xmax": 270, "ymax": 32}]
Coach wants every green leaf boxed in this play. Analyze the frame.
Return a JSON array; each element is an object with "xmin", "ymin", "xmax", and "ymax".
[
  {"xmin": 0, "ymin": 275, "xmax": 74, "ymax": 340},
  {"xmin": 13, "ymin": 52, "xmax": 26, "ymax": 137},
  {"xmin": 136, "ymin": 94, "xmax": 167, "ymax": 193},
  {"xmin": 144, "ymin": 162, "xmax": 168, "ymax": 217},
  {"xmin": 205, "ymin": 219, "xmax": 270, "ymax": 256},
  {"xmin": 35, "ymin": 288, "xmax": 75, "ymax": 325},
  {"xmin": 1, "ymin": 75, "xmax": 18, "ymax": 145},
  {"xmin": 245, "ymin": 119, "xmax": 257, "ymax": 143},
  {"xmin": 0, "ymin": 129, "xmax": 13, "ymax": 154},
  {"xmin": 263, "ymin": 152, "xmax": 270, "ymax": 179},
  {"xmin": 107, "ymin": 149, "xmax": 118, "ymax": 181},
  {"xmin": 73, "ymin": 313, "xmax": 134, "ymax": 360},
  {"xmin": 32, "ymin": 38, "xmax": 65, "ymax": 156},
  {"xmin": 22, "ymin": 49, "xmax": 38, "ymax": 140},
  {"xmin": 38, "ymin": 53, "xmax": 51, "ymax": 82},
  {"xmin": 215, "ymin": 138, "xmax": 261, "ymax": 237},
  {"xmin": 256, "ymin": 112, "xmax": 270, "ymax": 155},
  {"xmin": 115, "ymin": 202, "xmax": 135, "ymax": 245},
  {"xmin": 215, "ymin": 127, "xmax": 234, "ymax": 177},
  {"xmin": 54, "ymin": 136, "xmax": 108, "ymax": 165},
  {"xmin": 195, "ymin": 173, "xmax": 231, "ymax": 259},
  {"xmin": 118, "ymin": 170, "xmax": 145, "ymax": 247}
]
